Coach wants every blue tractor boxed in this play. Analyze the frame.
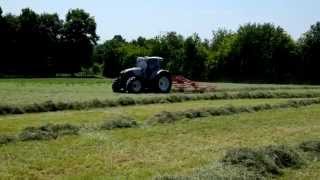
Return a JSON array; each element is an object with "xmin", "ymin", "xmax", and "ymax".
[{"xmin": 112, "ymin": 57, "xmax": 172, "ymax": 93}]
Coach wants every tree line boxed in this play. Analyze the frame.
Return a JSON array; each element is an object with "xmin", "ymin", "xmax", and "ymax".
[
  {"xmin": 0, "ymin": 7, "xmax": 98, "ymax": 75},
  {"xmin": 1, "ymin": 7, "xmax": 320, "ymax": 83},
  {"xmin": 95, "ymin": 23, "xmax": 320, "ymax": 83}
]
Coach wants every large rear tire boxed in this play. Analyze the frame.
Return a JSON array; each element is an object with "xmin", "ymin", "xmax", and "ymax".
[
  {"xmin": 155, "ymin": 74, "xmax": 172, "ymax": 93},
  {"xmin": 126, "ymin": 77, "xmax": 143, "ymax": 93}
]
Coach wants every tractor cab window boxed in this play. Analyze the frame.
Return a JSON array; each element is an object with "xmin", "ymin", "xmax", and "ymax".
[
  {"xmin": 147, "ymin": 58, "xmax": 160, "ymax": 71},
  {"xmin": 136, "ymin": 58, "xmax": 147, "ymax": 70}
]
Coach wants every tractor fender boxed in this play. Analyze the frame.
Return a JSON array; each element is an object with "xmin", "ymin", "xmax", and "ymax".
[
  {"xmin": 121, "ymin": 67, "xmax": 143, "ymax": 77},
  {"xmin": 155, "ymin": 70, "xmax": 171, "ymax": 79}
]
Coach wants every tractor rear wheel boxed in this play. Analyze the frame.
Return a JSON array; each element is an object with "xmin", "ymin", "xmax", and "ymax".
[
  {"xmin": 126, "ymin": 77, "xmax": 143, "ymax": 93},
  {"xmin": 156, "ymin": 74, "xmax": 172, "ymax": 93}
]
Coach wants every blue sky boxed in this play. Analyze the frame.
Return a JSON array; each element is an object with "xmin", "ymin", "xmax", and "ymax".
[{"xmin": 1, "ymin": 0, "xmax": 320, "ymax": 42}]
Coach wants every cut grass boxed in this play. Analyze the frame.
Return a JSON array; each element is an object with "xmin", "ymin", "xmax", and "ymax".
[
  {"xmin": 147, "ymin": 98, "xmax": 320, "ymax": 125},
  {"xmin": 0, "ymin": 99, "xmax": 290, "ymax": 134},
  {"xmin": 158, "ymin": 140, "xmax": 320, "ymax": 180},
  {"xmin": 100, "ymin": 116, "xmax": 138, "ymax": 130},
  {"xmin": 214, "ymin": 82, "xmax": 320, "ymax": 90},
  {"xmin": 279, "ymin": 161, "xmax": 320, "ymax": 180},
  {"xmin": 2, "ymin": 90, "xmax": 320, "ymax": 115},
  {"xmin": 0, "ymin": 135, "xmax": 16, "ymax": 145},
  {"xmin": 1, "ymin": 104, "xmax": 320, "ymax": 179},
  {"xmin": 221, "ymin": 145, "xmax": 303, "ymax": 178},
  {"xmin": 1, "ymin": 79, "xmax": 320, "ymax": 179},
  {"xmin": 19, "ymin": 123, "xmax": 80, "ymax": 141},
  {"xmin": 0, "ymin": 78, "xmax": 179, "ymax": 107},
  {"xmin": 299, "ymin": 140, "xmax": 320, "ymax": 153},
  {"xmin": 157, "ymin": 141, "xmax": 318, "ymax": 180},
  {"xmin": 2, "ymin": 99, "xmax": 317, "ymax": 145},
  {"xmin": 1, "ymin": 78, "xmax": 320, "ymax": 106}
]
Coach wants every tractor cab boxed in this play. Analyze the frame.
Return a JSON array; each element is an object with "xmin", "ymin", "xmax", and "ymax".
[
  {"xmin": 137, "ymin": 57, "xmax": 162, "ymax": 72},
  {"xmin": 136, "ymin": 57, "xmax": 162, "ymax": 78}
]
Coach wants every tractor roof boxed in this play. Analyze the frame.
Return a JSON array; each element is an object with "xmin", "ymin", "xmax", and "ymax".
[{"xmin": 137, "ymin": 56, "xmax": 164, "ymax": 61}]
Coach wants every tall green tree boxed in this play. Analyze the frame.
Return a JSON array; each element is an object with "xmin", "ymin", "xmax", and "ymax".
[
  {"xmin": 98, "ymin": 35, "xmax": 152, "ymax": 77},
  {"xmin": 183, "ymin": 34, "xmax": 207, "ymax": 80},
  {"xmin": 151, "ymin": 32, "xmax": 185, "ymax": 74},
  {"xmin": 18, "ymin": 8, "xmax": 42, "ymax": 74},
  {"xmin": 0, "ymin": 7, "xmax": 5, "ymax": 73},
  {"xmin": 298, "ymin": 22, "xmax": 320, "ymax": 82},
  {"xmin": 38, "ymin": 13, "xmax": 63, "ymax": 73},
  {"xmin": 225, "ymin": 23, "xmax": 297, "ymax": 82},
  {"xmin": 99, "ymin": 35, "xmax": 127, "ymax": 77},
  {"xmin": 0, "ymin": 13, "xmax": 19, "ymax": 74},
  {"xmin": 61, "ymin": 9, "xmax": 98, "ymax": 73},
  {"xmin": 0, "ymin": 7, "xmax": 100, "ymax": 76},
  {"xmin": 207, "ymin": 29, "xmax": 237, "ymax": 80}
]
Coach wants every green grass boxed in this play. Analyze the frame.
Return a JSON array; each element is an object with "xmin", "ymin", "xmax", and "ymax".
[
  {"xmin": 1, "ymin": 102, "xmax": 320, "ymax": 179},
  {"xmin": 1, "ymin": 78, "xmax": 320, "ymax": 106},
  {"xmin": 214, "ymin": 82, "xmax": 320, "ymax": 90},
  {"xmin": 279, "ymin": 162, "xmax": 320, "ymax": 180},
  {"xmin": 0, "ymin": 99, "xmax": 288, "ymax": 134},
  {"xmin": 0, "ymin": 78, "xmax": 172, "ymax": 106},
  {"xmin": 1, "ymin": 78, "xmax": 320, "ymax": 179}
]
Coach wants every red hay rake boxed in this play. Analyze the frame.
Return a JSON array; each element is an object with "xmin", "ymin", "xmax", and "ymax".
[{"xmin": 172, "ymin": 75, "xmax": 216, "ymax": 93}]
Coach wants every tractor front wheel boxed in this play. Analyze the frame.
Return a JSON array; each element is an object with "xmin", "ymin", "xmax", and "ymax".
[
  {"xmin": 112, "ymin": 78, "xmax": 122, "ymax": 93},
  {"xmin": 126, "ymin": 77, "xmax": 143, "ymax": 93}
]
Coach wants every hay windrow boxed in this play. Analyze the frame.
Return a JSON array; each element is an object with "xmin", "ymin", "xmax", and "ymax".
[
  {"xmin": 148, "ymin": 98, "xmax": 320, "ymax": 124},
  {"xmin": 100, "ymin": 116, "xmax": 138, "ymax": 130},
  {"xmin": 1, "ymin": 91, "xmax": 320, "ymax": 115},
  {"xmin": 299, "ymin": 140, "xmax": 320, "ymax": 153},
  {"xmin": 19, "ymin": 123, "xmax": 80, "ymax": 141},
  {"xmin": 0, "ymin": 135, "xmax": 16, "ymax": 145},
  {"xmin": 155, "ymin": 142, "xmax": 312, "ymax": 180}
]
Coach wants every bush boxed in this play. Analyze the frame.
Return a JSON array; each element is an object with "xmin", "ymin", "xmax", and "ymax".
[
  {"xmin": 19, "ymin": 123, "xmax": 79, "ymax": 141},
  {"xmin": 100, "ymin": 116, "xmax": 138, "ymax": 130},
  {"xmin": 0, "ymin": 135, "xmax": 16, "ymax": 145}
]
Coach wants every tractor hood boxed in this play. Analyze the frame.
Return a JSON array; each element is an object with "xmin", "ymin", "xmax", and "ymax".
[{"xmin": 121, "ymin": 67, "xmax": 142, "ymax": 74}]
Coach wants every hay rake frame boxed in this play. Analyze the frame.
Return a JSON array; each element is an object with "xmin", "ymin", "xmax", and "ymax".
[{"xmin": 172, "ymin": 75, "xmax": 216, "ymax": 92}]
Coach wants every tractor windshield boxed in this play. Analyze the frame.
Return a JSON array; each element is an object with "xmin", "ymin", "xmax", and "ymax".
[{"xmin": 136, "ymin": 58, "xmax": 147, "ymax": 70}]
